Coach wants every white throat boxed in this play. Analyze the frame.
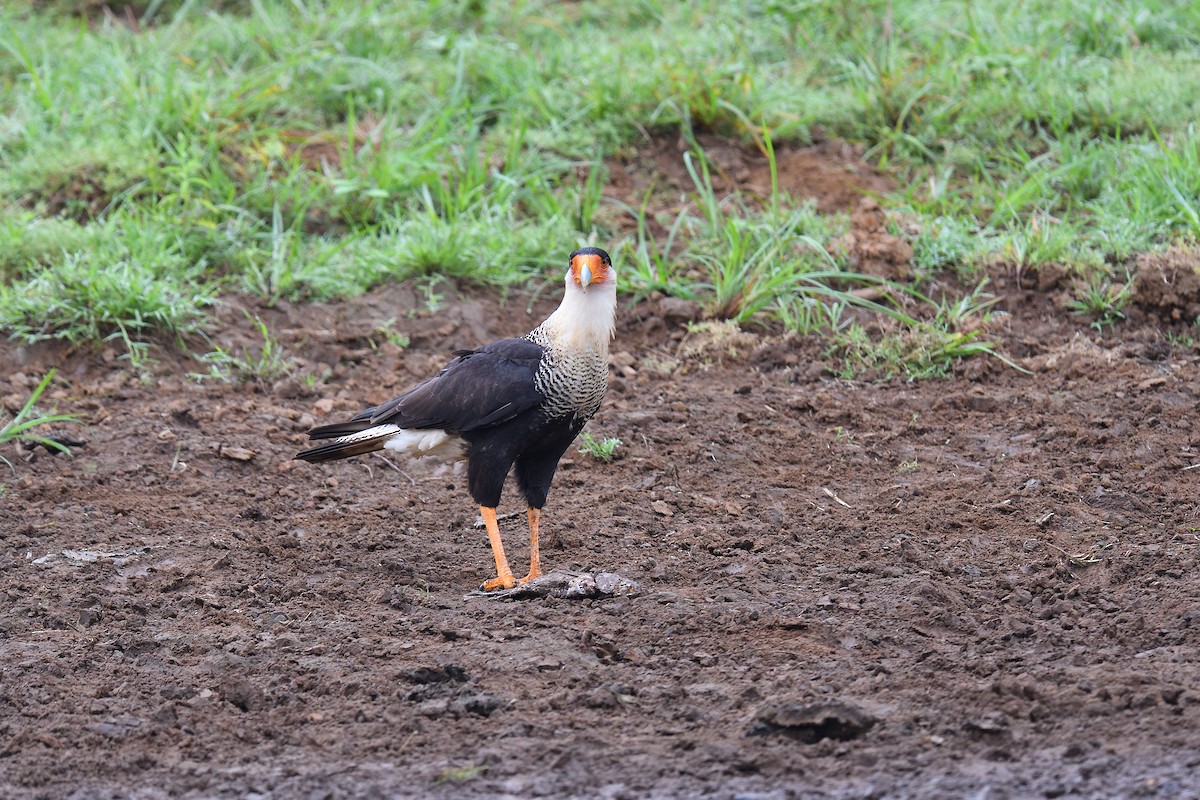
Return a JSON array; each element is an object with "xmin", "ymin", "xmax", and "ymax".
[{"xmin": 540, "ymin": 279, "xmax": 617, "ymax": 352}]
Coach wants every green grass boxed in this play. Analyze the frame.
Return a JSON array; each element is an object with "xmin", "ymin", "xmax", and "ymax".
[
  {"xmin": 0, "ymin": 218, "xmax": 214, "ymax": 365},
  {"xmin": 619, "ymin": 143, "xmax": 847, "ymax": 321},
  {"xmin": 191, "ymin": 314, "xmax": 295, "ymax": 387},
  {"xmin": 0, "ymin": 369, "xmax": 81, "ymax": 473},
  {"xmin": 1067, "ymin": 273, "xmax": 1133, "ymax": 330},
  {"xmin": 3, "ymin": 0, "xmax": 1200, "ymax": 376},
  {"xmin": 578, "ymin": 432, "xmax": 623, "ymax": 463}
]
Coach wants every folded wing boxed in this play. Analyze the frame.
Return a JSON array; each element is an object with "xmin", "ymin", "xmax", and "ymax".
[{"xmin": 304, "ymin": 338, "xmax": 546, "ymax": 450}]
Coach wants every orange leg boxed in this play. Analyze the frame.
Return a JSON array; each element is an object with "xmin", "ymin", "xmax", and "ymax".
[
  {"xmin": 518, "ymin": 506, "xmax": 542, "ymax": 584},
  {"xmin": 480, "ymin": 506, "xmax": 516, "ymax": 591}
]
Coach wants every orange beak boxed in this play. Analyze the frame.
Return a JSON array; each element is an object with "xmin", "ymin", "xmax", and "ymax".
[{"xmin": 572, "ymin": 253, "xmax": 606, "ymax": 288}]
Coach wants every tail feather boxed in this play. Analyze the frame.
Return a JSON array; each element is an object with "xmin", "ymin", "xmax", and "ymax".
[
  {"xmin": 306, "ymin": 418, "xmax": 378, "ymax": 440},
  {"xmin": 296, "ymin": 423, "xmax": 401, "ymax": 463}
]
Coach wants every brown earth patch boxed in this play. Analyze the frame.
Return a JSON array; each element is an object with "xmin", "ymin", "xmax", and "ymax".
[
  {"xmin": 24, "ymin": 162, "xmax": 137, "ymax": 224},
  {"xmin": 276, "ymin": 116, "xmax": 384, "ymax": 174},
  {"xmin": 1129, "ymin": 245, "xmax": 1200, "ymax": 326},
  {"xmin": 25, "ymin": 1, "xmax": 250, "ymax": 27},
  {"xmin": 2, "ymin": 268, "xmax": 1199, "ymax": 798},
  {"xmin": 835, "ymin": 196, "xmax": 914, "ymax": 282},
  {"xmin": 606, "ymin": 132, "xmax": 895, "ymax": 218},
  {"xmin": 603, "ymin": 131, "xmax": 915, "ymax": 310}
]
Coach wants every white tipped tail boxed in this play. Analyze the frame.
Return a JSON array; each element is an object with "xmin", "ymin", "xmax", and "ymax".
[{"xmin": 296, "ymin": 423, "xmax": 403, "ymax": 462}]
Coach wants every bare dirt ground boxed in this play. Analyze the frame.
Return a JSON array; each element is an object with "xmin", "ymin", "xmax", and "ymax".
[{"xmin": 3, "ymin": 138, "xmax": 1200, "ymax": 799}]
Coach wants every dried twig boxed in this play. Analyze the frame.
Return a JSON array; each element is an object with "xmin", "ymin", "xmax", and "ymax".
[{"xmin": 372, "ymin": 453, "xmax": 416, "ymax": 484}]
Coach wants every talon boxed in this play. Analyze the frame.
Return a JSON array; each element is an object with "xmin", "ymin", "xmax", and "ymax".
[
  {"xmin": 482, "ymin": 574, "xmax": 516, "ymax": 591},
  {"xmin": 517, "ymin": 567, "xmax": 542, "ymax": 585}
]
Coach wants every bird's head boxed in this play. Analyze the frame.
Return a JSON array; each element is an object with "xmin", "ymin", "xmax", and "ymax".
[
  {"xmin": 547, "ymin": 247, "xmax": 617, "ymax": 346},
  {"xmin": 566, "ymin": 247, "xmax": 616, "ymax": 294}
]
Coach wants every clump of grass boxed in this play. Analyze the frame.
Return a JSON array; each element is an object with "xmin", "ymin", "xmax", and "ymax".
[
  {"xmin": 909, "ymin": 215, "xmax": 978, "ymax": 278},
  {"xmin": 0, "ymin": 212, "xmax": 92, "ymax": 280},
  {"xmin": 619, "ymin": 130, "xmax": 1022, "ymax": 378},
  {"xmin": 369, "ymin": 318, "xmax": 411, "ymax": 350},
  {"xmin": 790, "ymin": 277, "xmax": 1022, "ymax": 380},
  {"xmin": 774, "ymin": 293, "xmax": 852, "ymax": 337},
  {"xmin": 191, "ymin": 315, "xmax": 295, "ymax": 387},
  {"xmin": 997, "ymin": 215, "xmax": 1098, "ymax": 272},
  {"xmin": 578, "ymin": 432, "xmax": 622, "ymax": 463},
  {"xmin": 0, "ymin": 370, "xmax": 81, "ymax": 473},
  {"xmin": 0, "ymin": 250, "xmax": 212, "ymax": 363},
  {"xmin": 436, "ymin": 764, "xmax": 485, "ymax": 784},
  {"xmin": 1067, "ymin": 275, "xmax": 1132, "ymax": 330},
  {"xmin": 832, "ymin": 322, "xmax": 992, "ymax": 381},
  {"xmin": 620, "ymin": 139, "xmax": 843, "ymax": 323},
  {"xmin": 651, "ymin": 58, "xmax": 759, "ymax": 138}
]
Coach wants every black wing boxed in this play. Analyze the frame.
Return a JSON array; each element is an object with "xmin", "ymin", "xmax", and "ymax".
[{"xmin": 309, "ymin": 339, "xmax": 546, "ymax": 439}]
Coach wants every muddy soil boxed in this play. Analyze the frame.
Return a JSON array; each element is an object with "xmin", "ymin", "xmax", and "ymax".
[{"xmin": 3, "ymin": 139, "xmax": 1200, "ymax": 799}]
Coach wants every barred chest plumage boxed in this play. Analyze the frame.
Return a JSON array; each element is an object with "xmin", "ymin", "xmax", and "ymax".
[{"xmin": 525, "ymin": 325, "xmax": 609, "ymax": 422}]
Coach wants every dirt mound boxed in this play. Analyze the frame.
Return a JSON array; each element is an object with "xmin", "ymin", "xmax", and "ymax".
[
  {"xmin": 1130, "ymin": 245, "xmax": 1200, "ymax": 325},
  {"xmin": 836, "ymin": 196, "xmax": 914, "ymax": 281}
]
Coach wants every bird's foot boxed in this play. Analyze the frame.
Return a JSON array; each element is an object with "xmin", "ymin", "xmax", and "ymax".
[
  {"xmin": 481, "ymin": 573, "xmax": 517, "ymax": 592},
  {"xmin": 517, "ymin": 567, "xmax": 542, "ymax": 585}
]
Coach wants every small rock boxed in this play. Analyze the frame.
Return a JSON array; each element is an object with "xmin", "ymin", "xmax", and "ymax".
[
  {"xmin": 152, "ymin": 703, "xmax": 178, "ymax": 727},
  {"xmin": 402, "ymin": 664, "xmax": 469, "ymax": 685},
  {"xmin": 657, "ymin": 296, "xmax": 703, "ymax": 326},
  {"xmin": 416, "ymin": 698, "xmax": 450, "ymax": 719},
  {"xmin": 750, "ymin": 699, "xmax": 877, "ymax": 743},
  {"xmin": 610, "ymin": 351, "xmax": 636, "ymax": 369},
  {"xmin": 218, "ymin": 445, "xmax": 255, "ymax": 461},
  {"xmin": 963, "ymin": 712, "xmax": 1012, "ymax": 739},
  {"xmin": 472, "ymin": 570, "xmax": 641, "ymax": 600},
  {"xmin": 460, "ymin": 693, "xmax": 500, "ymax": 717},
  {"xmin": 91, "ymin": 717, "xmax": 143, "ymax": 737},
  {"xmin": 594, "ymin": 573, "xmax": 625, "ymax": 594}
]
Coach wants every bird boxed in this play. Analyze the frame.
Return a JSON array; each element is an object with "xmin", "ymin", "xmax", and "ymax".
[{"xmin": 296, "ymin": 247, "xmax": 618, "ymax": 591}]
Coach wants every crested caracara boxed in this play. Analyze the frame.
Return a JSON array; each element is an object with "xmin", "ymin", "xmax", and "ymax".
[{"xmin": 296, "ymin": 248, "xmax": 617, "ymax": 590}]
